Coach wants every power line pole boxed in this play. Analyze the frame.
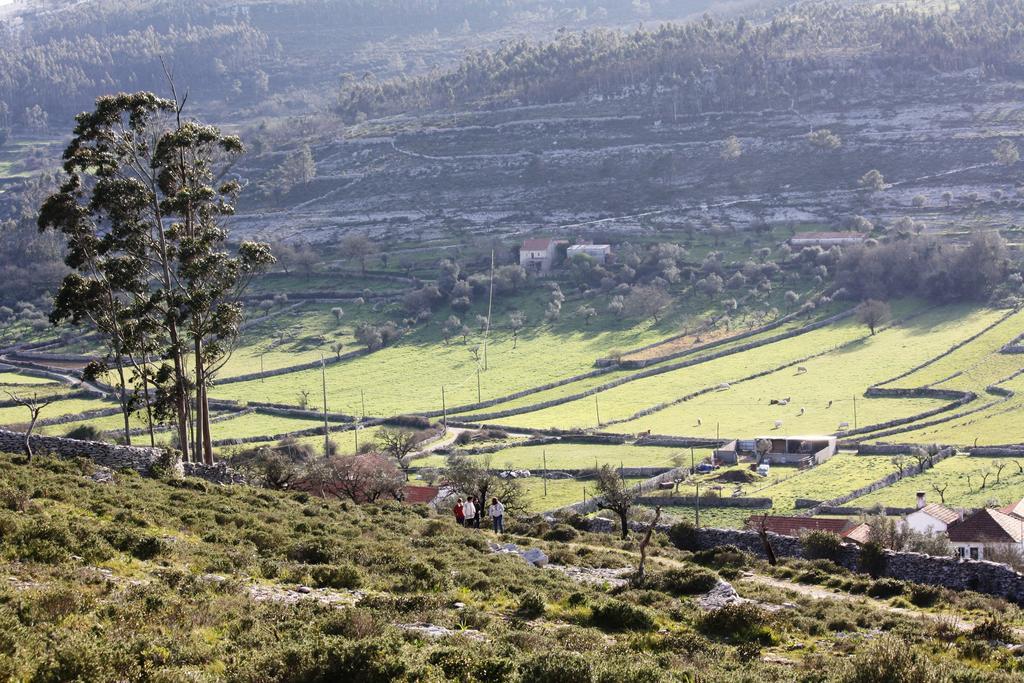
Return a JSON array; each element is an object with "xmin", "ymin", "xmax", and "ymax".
[
  {"xmin": 484, "ymin": 249, "xmax": 494, "ymax": 371},
  {"xmin": 853, "ymin": 395, "xmax": 858, "ymax": 429},
  {"xmin": 695, "ymin": 480, "xmax": 700, "ymax": 528},
  {"xmin": 360, "ymin": 388, "xmax": 366, "ymax": 420},
  {"xmin": 320, "ymin": 355, "xmax": 329, "ymax": 457},
  {"xmin": 441, "ymin": 385, "xmax": 447, "ymax": 432},
  {"xmin": 595, "ymin": 396, "xmax": 601, "ymax": 426},
  {"xmin": 260, "ymin": 353, "xmax": 264, "ymax": 382},
  {"xmin": 477, "ymin": 368, "xmax": 481, "ymax": 403},
  {"xmin": 543, "ymin": 449, "xmax": 548, "ymax": 497}
]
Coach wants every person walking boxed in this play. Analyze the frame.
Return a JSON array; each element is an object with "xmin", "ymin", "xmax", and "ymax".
[
  {"xmin": 471, "ymin": 496, "xmax": 482, "ymax": 529},
  {"xmin": 461, "ymin": 496, "xmax": 476, "ymax": 528},
  {"xmin": 488, "ymin": 497, "xmax": 505, "ymax": 534},
  {"xmin": 453, "ymin": 498, "xmax": 465, "ymax": 526}
]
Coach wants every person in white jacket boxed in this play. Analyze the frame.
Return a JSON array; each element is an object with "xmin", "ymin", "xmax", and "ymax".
[
  {"xmin": 460, "ymin": 497, "xmax": 476, "ymax": 528},
  {"xmin": 488, "ymin": 497, "xmax": 505, "ymax": 534}
]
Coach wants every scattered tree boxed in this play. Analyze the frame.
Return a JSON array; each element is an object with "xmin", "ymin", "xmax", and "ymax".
[
  {"xmin": 341, "ymin": 234, "xmax": 376, "ymax": 276},
  {"xmin": 993, "ymin": 139, "xmax": 1020, "ymax": 166},
  {"xmin": 858, "ymin": 169, "xmax": 885, "ymax": 192},
  {"xmin": 856, "ymin": 299, "xmax": 890, "ymax": 335},
  {"xmin": 377, "ymin": 427, "xmax": 421, "ymax": 479},
  {"xmin": 594, "ymin": 464, "xmax": 636, "ymax": 540},
  {"xmin": 5, "ymin": 392, "xmax": 54, "ymax": 460}
]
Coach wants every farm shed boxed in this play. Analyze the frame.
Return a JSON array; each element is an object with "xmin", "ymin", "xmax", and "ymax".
[
  {"xmin": 947, "ymin": 508, "xmax": 1024, "ymax": 561},
  {"xmin": 788, "ymin": 231, "xmax": 867, "ymax": 247},
  {"xmin": 715, "ymin": 435, "xmax": 837, "ymax": 467},
  {"xmin": 518, "ymin": 238, "xmax": 561, "ymax": 275}
]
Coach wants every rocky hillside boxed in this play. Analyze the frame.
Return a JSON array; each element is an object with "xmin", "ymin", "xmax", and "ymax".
[{"xmin": 1, "ymin": 450, "xmax": 1022, "ymax": 681}]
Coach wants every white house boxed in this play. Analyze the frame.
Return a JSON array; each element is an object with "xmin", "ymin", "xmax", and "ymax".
[
  {"xmin": 947, "ymin": 508, "xmax": 1024, "ymax": 561},
  {"xmin": 903, "ymin": 492, "xmax": 960, "ymax": 535},
  {"xmin": 566, "ymin": 243, "xmax": 612, "ymax": 264},
  {"xmin": 519, "ymin": 238, "xmax": 559, "ymax": 275}
]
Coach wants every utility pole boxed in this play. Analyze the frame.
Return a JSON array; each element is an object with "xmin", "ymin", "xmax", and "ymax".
[
  {"xmin": 484, "ymin": 249, "xmax": 494, "ymax": 371},
  {"xmin": 354, "ymin": 422, "xmax": 359, "ymax": 453},
  {"xmin": 441, "ymin": 385, "xmax": 447, "ymax": 432},
  {"xmin": 360, "ymin": 388, "xmax": 366, "ymax": 420},
  {"xmin": 595, "ymin": 396, "xmax": 601, "ymax": 426},
  {"xmin": 695, "ymin": 480, "xmax": 700, "ymax": 528},
  {"xmin": 690, "ymin": 446, "xmax": 695, "ymax": 475},
  {"xmin": 477, "ymin": 368, "xmax": 481, "ymax": 403},
  {"xmin": 543, "ymin": 449, "xmax": 548, "ymax": 497},
  {"xmin": 260, "ymin": 353, "xmax": 265, "ymax": 382},
  {"xmin": 320, "ymin": 355, "xmax": 329, "ymax": 457},
  {"xmin": 853, "ymin": 395, "xmax": 858, "ymax": 429},
  {"xmin": 716, "ymin": 422, "xmax": 720, "ymax": 440}
]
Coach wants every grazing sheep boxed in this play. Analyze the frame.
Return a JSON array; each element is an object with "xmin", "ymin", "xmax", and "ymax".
[
  {"xmin": 696, "ymin": 418, "xmax": 703, "ymax": 426},
  {"xmin": 778, "ymin": 398, "xmax": 789, "ymax": 406},
  {"xmin": 826, "ymin": 400, "xmax": 833, "ymax": 409},
  {"xmin": 798, "ymin": 407, "xmax": 805, "ymax": 416},
  {"xmin": 718, "ymin": 383, "xmax": 731, "ymax": 391},
  {"xmin": 773, "ymin": 420, "xmax": 783, "ymax": 429},
  {"xmin": 838, "ymin": 421, "xmax": 850, "ymax": 429},
  {"xmin": 796, "ymin": 366, "xmax": 808, "ymax": 375}
]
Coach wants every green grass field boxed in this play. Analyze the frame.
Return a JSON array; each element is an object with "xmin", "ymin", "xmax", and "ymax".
[
  {"xmin": 850, "ymin": 455, "xmax": 1024, "ymax": 510},
  {"xmin": 0, "ymin": 372, "xmax": 61, "ymax": 386},
  {"xmin": 518, "ymin": 476, "xmax": 647, "ymax": 512},
  {"xmin": 416, "ymin": 442, "xmax": 699, "ymax": 471}
]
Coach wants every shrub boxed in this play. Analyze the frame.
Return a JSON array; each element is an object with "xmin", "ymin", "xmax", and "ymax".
[
  {"xmin": 653, "ymin": 567, "xmax": 719, "ymax": 595},
  {"xmin": 595, "ymin": 657, "xmax": 665, "ymax": 683},
  {"xmin": 698, "ymin": 603, "xmax": 777, "ymax": 644},
  {"xmin": 318, "ymin": 636, "xmax": 408, "ymax": 683},
  {"xmin": 542, "ymin": 525, "xmax": 579, "ymax": 542},
  {"xmin": 518, "ymin": 591, "xmax": 546, "ymax": 618},
  {"xmin": 454, "ymin": 431, "xmax": 474, "ymax": 446},
  {"xmin": 518, "ymin": 651, "xmax": 593, "ymax": 683},
  {"xmin": 310, "ymin": 564, "xmax": 363, "ymax": 589},
  {"xmin": 801, "ymin": 530, "xmax": 844, "ymax": 561},
  {"xmin": 971, "ymin": 616, "xmax": 1013, "ymax": 642},
  {"xmin": 591, "ymin": 599, "xmax": 656, "ymax": 631},
  {"xmin": 867, "ymin": 578, "xmax": 905, "ymax": 599},
  {"xmin": 567, "ymin": 592, "xmax": 588, "ymax": 608},
  {"xmin": 859, "ymin": 541, "xmax": 887, "ymax": 578},
  {"xmin": 843, "ymin": 635, "xmax": 940, "ymax": 683},
  {"xmin": 288, "ymin": 538, "xmax": 339, "ymax": 564},
  {"xmin": 908, "ymin": 584, "xmax": 942, "ymax": 608},
  {"xmin": 692, "ymin": 545, "xmax": 750, "ymax": 569},
  {"xmin": 667, "ymin": 521, "xmax": 699, "ymax": 551},
  {"xmin": 65, "ymin": 424, "xmax": 103, "ymax": 441}
]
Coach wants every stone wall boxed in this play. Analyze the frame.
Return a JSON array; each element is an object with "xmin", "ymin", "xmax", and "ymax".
[
  {"xmin": 635, "ymin": 495, "xmax": 772, "ymax": 508},
  {"xmin": 0, "ymin": 429, "xmax": 244, "ymax": 484},
  {"xmin": 689, "ymin": 527, "xmax": 1024, "ymax": 603},
  {"xmin": 970, "ymin": 447, "xmax": 1024, "ymax": 457}
]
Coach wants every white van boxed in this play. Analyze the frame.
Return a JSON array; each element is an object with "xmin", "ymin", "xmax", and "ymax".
[{"xmin": 756, "ymin": 463, "xmax": 770, "ymax": 477}]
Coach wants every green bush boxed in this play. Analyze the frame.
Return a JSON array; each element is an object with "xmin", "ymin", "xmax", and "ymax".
[
  {"xmin": 65, "ymin": 424, "xmax": 103, "ymax": 441},
  {"xmin": 908, "ymin": 584, "xmax": 942, "ymax": 608},
  {"xmin": 310, "ymin": 564, "xmax": 363, "ymax": 589},
  {"xmin": 287, "ymin": 538, "xmax": 339, "ymax": 564},
  {"xmin": 595, "ymin": 657, "xmax": 665, "ymax": 683},
  {"xmin": 591, "ymin": 599, "xmax": 656, "ymax": 631},
  {"xmin": 842, "ymin": 635, "xmax": 940, "ymax": 683},
  {"xmin": 801, "ymin": 530, "xmax": 845, "ymax": 561},
  {"xmin": 859, "ymin": 541, "xmax": 887, "ymax": 578},
  {"xmin": 691, "ymin": 545, "xmax": 750, "ymax": 569},
  {"xmin": 971, "ymin": 616, "xmax": 1013, "ymax": 642},
  {"xmin": 518, "ymin": 591, "xmax": 546, "ymax": 618},
  {"xmin": 866, "ymin": 578, "xmax": 905, "ymax": 599},
  {"xmin": 652, "ymin": 566, "xmax": 719, "ymax": 595},
  {"xmin": 698, "ymin": 603, "xmax": 777, "ymax": 644},
  {"xmin": 518, "ymin": 651, "xmax": 593, "ymax": 683},
  {"xmin": 542, "ymin": 525, "xmax": 579, "ymax": 542},
  {"xmin": 667, "ymin": 521, "xmax": 699, "ymax": 551}
]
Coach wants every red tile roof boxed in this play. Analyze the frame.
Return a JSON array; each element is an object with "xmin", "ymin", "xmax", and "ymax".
[
  {"xmin": 746, "ymin": 516, "xmax": 871, "ymax": 543},
  {"xmin": 948, "ymin": 509, "xmax": 1024, "ymax": 544},
  {"xmin": 402, "ymin": 485, "xmax": 439, "ymax": 504},
  {"xmin": 914, "ymin": 503, "xmax": 961, "ymax": 525},
  {"xmin": 1000, "ymin": 498, "xmax": 1024, "ymax": 519},
  {"xmin": 522, "ymin": 238, "xmax": 553, "ymax": 250}
]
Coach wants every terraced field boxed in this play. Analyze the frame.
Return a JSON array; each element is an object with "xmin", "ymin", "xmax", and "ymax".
[
  {"xmin": 416, "ymin": 442, "xmax": 698, "ymax": 471},
  {"xmin": 851, "ymin": 455, "xmax": 1024, "ymax": 510}
]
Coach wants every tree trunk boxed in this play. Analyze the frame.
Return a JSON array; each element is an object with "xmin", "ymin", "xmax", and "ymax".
[
  {"xmin": 114, "ymin": 357, "xmax": 132, "ymax": 445},
  {"xmin": 618, "ymin": 510, "xmax": 629, "ymax": 540},
  {"xmin": 634, "ymin": 507, "xmax": 662, "ymax": 586}
]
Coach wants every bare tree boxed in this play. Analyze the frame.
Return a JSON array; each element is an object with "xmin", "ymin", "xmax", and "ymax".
[
  {"xmin": 377, "ymin": 427, "xmax": 421, "ymax": 479},
  {"xmin": 979, "ymin": 468, "xmax": 992, "ymax": 490},
  {"xmin": 316, "ymin": 453, "xmax": 405, "ymax": 502},
  {"xmin": 751, "ymin": 513, "xmax": 778, "ymax": 566},
  {"xmin": 931, "ymin": 482, "xmax": 948, "ymax": 505},
  {"xmin": 6, "ymin": 392, "xmax": 55, "ymax": 460},
  {"xmin": 996, "ymin": 461, "xmax": 1008, "ymax": 484},
  {"xmin": 633, "ymin": 506, "xmax": 663, "ymax": 586}
]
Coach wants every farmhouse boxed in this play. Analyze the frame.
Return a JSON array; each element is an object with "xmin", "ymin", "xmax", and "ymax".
[
  {"xmin": 947, "ymin": 508, "xmax": 1024, "ymax": 561},
  {"xmin": 746, "ymin": 515, "xmax": 872, "ymax": 544},
  {"xmin": 518, "ymin": 238, "xmax": 561, "ymax": 274},
  {"xmin": 788, "ymin": 231, "xmax": 867, "ymax": 247},
  {"xmin": 715, "ymin": 435, "xmax": 837, "ymax": 467},
  {"xmin": 566, "ymin": 243, "xmax": 612, "ymax": 264},
  {"xmin": 903, "ymin": 492, "xmax": 960, "ymax": 535}
]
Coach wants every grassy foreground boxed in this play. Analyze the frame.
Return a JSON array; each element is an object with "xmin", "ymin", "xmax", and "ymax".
[{"xmin": 1, "ymin": 452, "xmax": 1023, "ymax": 681}]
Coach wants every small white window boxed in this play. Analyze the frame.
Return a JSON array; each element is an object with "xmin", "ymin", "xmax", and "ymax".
[{"xmin": 969, "ymin": 547, "xmax": 979, "ymax": 560}]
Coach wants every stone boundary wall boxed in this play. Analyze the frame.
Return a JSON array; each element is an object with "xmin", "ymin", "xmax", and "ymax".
[
  {"xmin": 635, "ymin": 495, "xmax": 772, "ymax": 508},
  {"xmin": 876, "ymin": 307, "xmax": 1021, "ymax": 386},
  {"xmin": 216, "ymin": 348, "xmax": 371, "ymax": 385},
  {"xmin": 211, "ymin": 418, "xmax": 384, "ymax": 447},
  {"xmin": 856, "ymin": 443, "xmax": 942, "ymax": 456},
  {"xmin": 635, "ymin": 436, "xmax": 727, "ymax": 448},
  {"xmin": 449, "ymin": 310, "xmax": 857, "ymax": 424},
  {"xmin": 545, "ymin": 464, "xmax": 689, "ymax": 516},
  {"xmin": 8, "ymin": 351, "xmax": 96, "ymax": 364},
  {"xmin": 0, "ymin": 389, "xmax": 95, "ymax": 409},
  {"xmin": 0, "ymin": 428, "xmax": 243, "ymax": 483},
  {"xmin": 838, "ymin": 389, "xmax": 976, "ymax": 440},
  {"xmin": 793, "ymin": 500, "xmax": 916, "ymax": 515},
  {"xmin": 802, "ymin": 447, "xmax": 957, "ymax": 516},
  {"xmin": 857, "ymin": 395, "xmax": 1000, "ymax": 443},
  {"xmin": 690, "ymin": 527, "xmax": 1024, "ymax": 603},
  {"xmin": 969, "ymin": 447, "xmax": 1024, "ymax": 457}
]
